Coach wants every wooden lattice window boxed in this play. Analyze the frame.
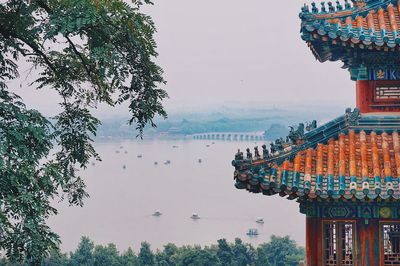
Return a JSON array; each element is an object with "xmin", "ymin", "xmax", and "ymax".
[
  {"xmin": 324, "ymin": 221, "xmax": 355, "ymax": 266},
  {"xmin": 325, "ymin": 222, "xmax": 337, "ymax": 265},
  {"xmin": 383, "ymin": 223, "xmax": 400, "ymax": 265}
]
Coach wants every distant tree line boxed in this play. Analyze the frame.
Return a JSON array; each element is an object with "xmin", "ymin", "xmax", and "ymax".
[
  {"xmin": 0, "ymin": 235, "xmax": 304, "ymax": 266},
  {"xmin": 96, "ymin": 117, "xmax": 293, "ymax": 139}
]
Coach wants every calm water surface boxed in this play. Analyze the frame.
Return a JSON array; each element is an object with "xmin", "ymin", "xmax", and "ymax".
[{"xmin": 48, "ymin": 139, "xmax": 305, "ymax": 252}]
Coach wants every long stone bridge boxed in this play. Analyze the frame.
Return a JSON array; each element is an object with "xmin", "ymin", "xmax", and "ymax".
[{"xmin": 191, "ymin": 132, "xmax": 265, "ymax": 141}]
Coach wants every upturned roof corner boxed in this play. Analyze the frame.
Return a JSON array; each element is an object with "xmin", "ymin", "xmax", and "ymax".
[{"xmin": 300, "ymin": 0, "xmax": 400, "ymax": 65}]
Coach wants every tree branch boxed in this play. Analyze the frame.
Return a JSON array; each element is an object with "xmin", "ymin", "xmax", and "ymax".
[
  {"xmin": 0, "ymin": 28, "xmax": 57, "ymax": 74},
  {"xmin": 32, "ymin": 0, "xmax": 99, "ymax": 89},
  {"xmin": 65, "ymin": 36, "xmax": 93, "ymax": 79}
]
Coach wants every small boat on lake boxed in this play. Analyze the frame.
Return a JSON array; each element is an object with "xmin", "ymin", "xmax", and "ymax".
[
  {"xmin": 122, "ymin": 165, "xmax": 126, "ymax": 170},
  {"xmin": 154, "ymin": 161, "xmax": 158, "ymax": 165},
  {"xmin": 198, "ymin": 159, "xmax": 202, "ymax": 163},
  {"xmin": 137, "ymin": 154, "xmax": 143, "ymax": 158},
  {"xmin": 206, "ymin": 145, "xmax": 210, "ymax": 147},
  {"xmin": 172, "ymin": 145, "xmax": 179, "ymax": 148},
  {"xmin": 256, "ymin": 217, "xmax": 264, "ymax": 224},
  {"xmin": 152, "ymin": 210, "xmax": 162, "ymax": 217},
  {"xmin": 190, "ymin": 213, "xmax": 200, "ymax": 220},
  {"xmin": 246, "ymin": 228, "xmax": 259, "ymax": 236},
  {"xmin": 164, "ymin": 160, "xmax": 171, "ymax": 165}
]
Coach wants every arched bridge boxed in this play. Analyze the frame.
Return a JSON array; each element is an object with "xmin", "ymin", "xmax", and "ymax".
[{"xmin": 191, "ymin": 132, "xmax": 265, "ymax": 141}]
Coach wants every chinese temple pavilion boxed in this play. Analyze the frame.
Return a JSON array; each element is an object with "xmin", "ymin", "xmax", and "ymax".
[{"xmin": 232, "ymin": 0, "xmax": 400, "ymax": 265}]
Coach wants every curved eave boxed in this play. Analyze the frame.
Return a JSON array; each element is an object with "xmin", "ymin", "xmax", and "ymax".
[
  {"xmin": 300, "ymin": 0, "xmax": 395, "ymax": 21},
  {"xmin": 302, "ymin": 29, "xmax": 400, "ymax": 63},
  {"xmin": 232, "ymin": 112, "xmax": 400, "ymax": 203},
  {"xmin": 300, "ymin": 0, "xmax": 400, "ymax": 61},
  {"xmin": 234, "ymin": 171, "xmax": 400, "ymax": 202}
]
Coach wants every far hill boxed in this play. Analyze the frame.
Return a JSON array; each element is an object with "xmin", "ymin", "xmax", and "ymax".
[{"xmin": 96, "ymin": 105, "xmax": 342, "ymax": 139}]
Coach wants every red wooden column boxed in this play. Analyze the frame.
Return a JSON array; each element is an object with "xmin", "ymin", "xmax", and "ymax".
[
  {"xmin": 306, "ymin": 217, "xmax": 322, "ymax": 266},
  {"xmin": 356, "ymin": 80, "xmax": 371, "ymax": 113},
  {"xmin": 358, "ymin": 219, "xmax": 380, "ymax": 266}
]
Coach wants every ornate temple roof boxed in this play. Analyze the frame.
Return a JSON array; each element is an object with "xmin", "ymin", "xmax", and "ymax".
[
  {"xmin": 300, "ymin": 0, "xmax": 400, "ymax": 62},
  {"xmin": 232, "ymin": 109, "xmax": 400, "ymax": 201},
  {"xmin": 232, "ymin": 1, "xmax": 400, "ymax": 203}
]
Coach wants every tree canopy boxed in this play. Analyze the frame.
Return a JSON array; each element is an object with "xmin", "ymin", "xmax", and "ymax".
[
  {"xmin": 0, "ymin": 236, "xmax": 305, "ymax": 266},
  {"xmin": 0, "ymin": 0, "xmax": 167, "ymax": 263}
]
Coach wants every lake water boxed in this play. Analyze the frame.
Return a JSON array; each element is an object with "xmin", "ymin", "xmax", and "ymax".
[{"xmin": 48, "ymin": 139, "xmax": 305, "ymax": 252}]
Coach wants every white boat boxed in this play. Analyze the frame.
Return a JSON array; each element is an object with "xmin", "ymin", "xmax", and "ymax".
[
  {"xmin": 256, "ymin": 217, "xmax": 264, "ymax": 224},
  {"xmin": 164, "ymin": 160, "xmax": 171, "ymax": 165},
  {"xmin": 246, "ymin": 228, "xmax": 259, "ymax": 236},
  {"xmin": 152, "ymin": 210, "xmax": 162, "ymax": 217},
  {"xmin": 190, "ymin": 213, "xmax": 200, "ymax": 220}
]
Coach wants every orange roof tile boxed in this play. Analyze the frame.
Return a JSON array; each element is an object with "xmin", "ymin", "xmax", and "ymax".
[
  {"xmin": 301, "ymin": 0, "xmax": 400, "ymax": 53},
  {"xmin": 234, "ymin": 130, "xmax": 400, "ymax": 200}
]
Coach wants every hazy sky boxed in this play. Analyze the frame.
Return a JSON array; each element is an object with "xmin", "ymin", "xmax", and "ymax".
[
  {"xmin": 145, "ymin": 0, "xmax": 354, "ymax": 111},
  {"xmin": 12, "ymin": 0, "xmax": 354, "ymax": 116}
]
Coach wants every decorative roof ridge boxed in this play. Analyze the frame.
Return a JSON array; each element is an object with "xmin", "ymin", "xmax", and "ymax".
[
  {"xmin": 300, "ymin": 0, "xmax": 394, "ymax": 21},
  {"xmin": 233, "ymin": 108, "xmax": 400, "ymax": 171},
  {"xmin": 233, "ymin": 128, "xmax": 400, "ymax": 202},
  {"xmin": 233, "ymin": 108, "xmax": 361, "ymax": 167}
]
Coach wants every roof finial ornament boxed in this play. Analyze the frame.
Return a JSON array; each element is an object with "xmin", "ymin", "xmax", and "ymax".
[
  {"xmin": 311, "ymin": 2, "xmax": 319, "ymax": 13},
  {"xmin": 321, "ymin": 2, "xmax": 327, "ymax": 13},
  {"xmin": 351, "ymin": 0, "xmax": 367, "ymax": 8},
  {"xmin": 306, "ymin": 120, "xmax": 318, "ymax": 131},
  {"xmin": 270, "ymin": 143, "xmax": 277, "ymax": 154},
  {"xmin": 328, "ymin": 2, "xmax": 335, "ymax": 12},
  {"xmin": 254, "ymin": 146, "xmax": 260, "ymax": 158},
  {"xmin": 344, "ymin": 0, "xmax": 352, "ymax": 9},
  {"xmin": 288, "ymin": 123, "xmax": 306, "ymax": 145},
  {"xmin": 235, "ymin": 149, "xmax": 244, "ymax": 160},
  {"xmin": 336, "ymin": 0, "xmax": 343, "ymax": 11},
  {"xmin": 271, "ymin": 138, "xmax": 285, "ymax": 154},
  {"xmin": 246, "ymin": 148, "xmax": 252, "ymax": 159},
  {"xmin": 301, "ymin": 4, "xmax": 310, "ymax": 13},
  {"xmin": 345, "ymin": 108, "xmax": 361, "ymax": 126},
  {"xmin": 262, "ymin": 144, "xmax": 269, "ymax": 159}
]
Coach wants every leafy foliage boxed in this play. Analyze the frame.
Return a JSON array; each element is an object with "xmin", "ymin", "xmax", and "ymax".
[
  {"xmin": 0, "ymin": 236, "xmax": 305, "ymax": 266},
  {"xmin": 256, "ymin": 235, "xmax": 305, "ymax": 266},
  {"xmin": 216, "ymin": 239, "xmax": 232, "ymax": 266},
  {"xmin": 68, "ymin": 236, "xmax": 95, "ymax": 266},
  {"xmin": 137, "ymin": 243, "xmax": 155, "ymax": 266},
  {"xmin": 0, "ymin": 0, "xmax": 166, "ymax": 263}
]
